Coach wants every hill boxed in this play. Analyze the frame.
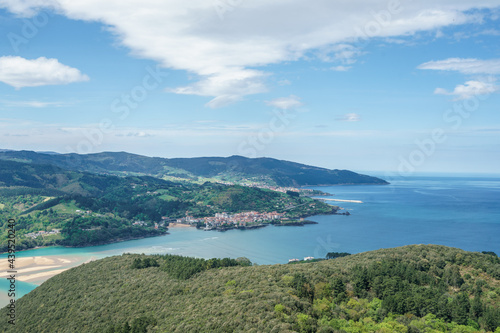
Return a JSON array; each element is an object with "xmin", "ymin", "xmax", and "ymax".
[
  {"xmin": 0, "ymin": 150, "xmax": 388, "ymax": 186},
  {"xmin": 2, "ymin": 245, "xmax": 499, "ymax": 332},
  {"xmin": 0, "ymin": 159, "xmax": 337, "ymax": 252}
]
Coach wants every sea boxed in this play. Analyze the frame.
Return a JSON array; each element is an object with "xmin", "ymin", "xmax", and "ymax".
[{"xmin": 2, "ymin": 175, "xmax": 500, "ymax": 305}]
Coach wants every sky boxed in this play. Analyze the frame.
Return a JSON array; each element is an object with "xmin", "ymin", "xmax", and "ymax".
[{"xmin": 0, "ymin": 0, "xmax": 499, "ymax": 175}]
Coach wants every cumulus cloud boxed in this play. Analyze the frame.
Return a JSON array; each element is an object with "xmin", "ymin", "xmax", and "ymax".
[
  {"xmin": 1, "ymin": 1, "xmax": 498, "ymax": 105},
  {"xmin": 168, "ymin": 69, "xmax": 267, "ymax": 108},
  {"xmin": 434, "ymin": 80, "xmax": 498, "ymax": 100},
  {"xmin": 0, "ymin": 56, "xmax": 89, "ymax": 88},
  {"xmin": 336, "ymin": 113, "xmax": 361, "ymax": 122},
  {"xmin": 418, "ymin": 58, "xmax": 500, "ymax": 99},
  {"xmin": 265, "ymin": 95, "xmax": 303, "ymax": 110},
  {"xmin": 418, "ymin": 58, "xmax": 500, "ymax": 75}
]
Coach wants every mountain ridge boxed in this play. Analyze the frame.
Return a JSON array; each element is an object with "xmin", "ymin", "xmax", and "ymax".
[{"xmin": 0, "ymin": 149, "xmax": 388, "ymax": 186}]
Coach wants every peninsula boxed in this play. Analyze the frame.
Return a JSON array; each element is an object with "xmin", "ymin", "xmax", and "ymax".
[{"xmin": 0, "ymin": 150, "xmax": 385, "ymax": 252}]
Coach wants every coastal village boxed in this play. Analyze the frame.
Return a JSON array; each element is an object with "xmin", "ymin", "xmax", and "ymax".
[
  {"xmin": 20, "ymin": 181, "xmax": 333, "ymax": 240},
  {"xmin": 175, "ymin": 211, "xmax": 286, "ymax": 230},
  {"xmin": 214, "ymin": 181, "xmax": 317, "ymax": 195},
  {"xmin": 25, "ymin": 229, "xmax": 61, "ymax": 239}
]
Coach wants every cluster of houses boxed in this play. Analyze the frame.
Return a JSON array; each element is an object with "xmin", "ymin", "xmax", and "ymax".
[
  {"xmin": 25, "ymin": 229, "xmax": 61, "ymax": 239},
  {"xmin": 132, "ymin": 221, "xmax": 166, "ymax": 230},
  {"xmin": 288, "ymin": 256, "xmax": 314, "ymax": 263},
  {"xmin": 176, "ymin": 211, "xmax": 285, "ymax": 227},
  {"xmin": 215, "ymin": 180, "xmax": 308, "ymax": 195},
  {"xmin": 75, "ymin": 210, "xmax": 92, "ymax": 214}
]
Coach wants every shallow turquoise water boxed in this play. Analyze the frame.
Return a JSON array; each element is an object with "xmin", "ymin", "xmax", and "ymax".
[{"xmin": 2, "ymin": 175, "xmax": 499, "ymax": 304}]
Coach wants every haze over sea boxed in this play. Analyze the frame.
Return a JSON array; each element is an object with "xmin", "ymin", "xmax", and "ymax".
[{"xmin": 3, "ymin": 175, "xmax": 500, "ymax": 304}]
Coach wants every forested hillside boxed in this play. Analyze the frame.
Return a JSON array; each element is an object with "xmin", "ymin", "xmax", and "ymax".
[
  {"xmin": 0, "ymin": 160, "xmax": 337, "ymax": 251},
  {"xmin": 2, "ymin": 245, "xmax": 499, "ymax": 332},
  {"xmin": 0, "ymin": 150, "xmax": 388, "ymax": 186}
]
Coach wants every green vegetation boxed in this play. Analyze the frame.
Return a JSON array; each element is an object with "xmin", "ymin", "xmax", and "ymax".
[
  {"xmin": 0, "ymin": 150, "xmax": 388, "ymax": 187},
  {"xmin": 143, "ymin": 254, "xmax": 252, "ymax": 280},
  {"xmin": 326, "ymin": 252, "xmax": 351, "ymax": 259},
  {"xmin": 0, "ymin": 160, "xmax": 337, "ymax": 252},
  {"xmin": 2, "ymin": 245, "xmax": 499, "ymax": 332}
]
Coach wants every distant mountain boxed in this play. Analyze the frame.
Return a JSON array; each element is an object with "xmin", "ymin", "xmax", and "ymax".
[
  {"xmin": 0, "ymin": 150, "xmax": 388, "ymax": 186},
  {"xmin": 0, "ymin": 158, "xmax": 162, "ymax": 196},
  {"xmin": 36, "ymin": 151, "xmax": 61, "ymax": 155}
]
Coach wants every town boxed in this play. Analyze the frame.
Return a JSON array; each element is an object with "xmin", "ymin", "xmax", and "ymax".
[{"xmin": 175, "ymin": 211, "xmax": 287, "ymax": 230}]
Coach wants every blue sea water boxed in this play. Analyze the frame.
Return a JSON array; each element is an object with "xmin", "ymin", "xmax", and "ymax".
[{"xmin": 1, "ymin": 175, "xmax": 499, "ymax": 304}]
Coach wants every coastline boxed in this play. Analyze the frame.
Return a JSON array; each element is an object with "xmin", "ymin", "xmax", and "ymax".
[
  {"xmin": 3, "ymin": 199, "xmax": 343, "ymax": 256},
  {"xmin": 0, "ymin": 209, "xmax": 343, "ymax": 290},
  {"xmin": 1, "ymin": 231, "xmax": 170, "ymax": 255}
]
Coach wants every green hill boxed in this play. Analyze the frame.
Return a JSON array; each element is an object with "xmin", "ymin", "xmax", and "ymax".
[
  {"xmin": 0, "ymin": 160, "xmax": 337, "ymax": 252},
  {"xmin": 0, "ymin": 150, "xmax": 388, "ymax": 186},
  {"xmin": 2, "ymin": 245, "xmax": 499, "ymax": 332}
]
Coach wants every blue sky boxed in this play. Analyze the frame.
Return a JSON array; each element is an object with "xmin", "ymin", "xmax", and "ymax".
[{"xmin": 0, "ymin": 1, "xmax": 499, "ymax": 175}]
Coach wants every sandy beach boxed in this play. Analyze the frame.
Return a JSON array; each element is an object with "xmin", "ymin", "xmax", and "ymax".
[
  {"xmin": 0, "ymin": 255, "xmax": 90, "ymax": 285},
  {"xmin": 168, "ymin": 223, "xmax": 193, "ymax": 228}
]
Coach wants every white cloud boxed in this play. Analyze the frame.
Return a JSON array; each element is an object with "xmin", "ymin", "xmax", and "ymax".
[
  {"xmin": 0, "ymin": 100, "xmax": 68, "ymax": 108},
  {"xmin": 124, "ymin": 131, "xmax": 153, "ymax": 137},
  {"xmin": 336, "ymin": 113, "xmax": 361, "ymax": 122},
  {"xmin": 0, "ymin": 56, "xmax": 89, "ymax": 88},
  {"xmin": 317, "ymin": 44, "xmax": 363, "ymax": 65},
  {"xmin": 331, "ymin": 66, "xmax": 351, "ymax": 72},
  {"xmin": 418, "ymin": 58, "xmax": 500, "ymax": 99},
  {"xmin": 265, "ymin": 95, "xmax": 303, "ymax": 110},
  {"xmin": 168, "ymin": 69, "xmax": 267, "ymax": 108},
  {"xmin": 434, "ymin": 80, "xmax": 498, "ymax": 100},
  {"xmin": 418, "ymin": 58, "xmax": 500, "ymax": 75},
  {"xmin": 1, "ymin": 1, "xmax": 498, "ymax": 104}
]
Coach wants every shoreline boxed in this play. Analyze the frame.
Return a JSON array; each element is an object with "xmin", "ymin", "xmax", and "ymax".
[
  {"xmin": 3, "ymin": 204, "xmax": 344, "ymax": 255},
  {"xmin": 1, "ymin": 231, "xmax": 170, "ymax": 255},
  {"xmin": 2, "ymin": 210, "xmax": 339, "ymax": 255},
  {"xmin": 0, "ymin": 211, "xmax": 342, "ymax": 288}
]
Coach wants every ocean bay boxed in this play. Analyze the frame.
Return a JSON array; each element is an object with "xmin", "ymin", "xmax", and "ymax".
[{"xmin": 2, "ymin": 175, "xmax": 499, "ymax": 306}]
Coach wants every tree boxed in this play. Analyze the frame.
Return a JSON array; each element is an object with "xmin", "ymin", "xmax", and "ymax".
[{"xmin": 326, "ymin": 252, "xmax": 351, "ymax": 259}]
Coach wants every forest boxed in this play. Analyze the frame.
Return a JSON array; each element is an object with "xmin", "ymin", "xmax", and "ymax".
[
  {"xmin": 1, "ymin": 245, "xmax": 498, "ymax": 332},
  {"xmin": 0, "ymin": 160, "xmax": 337, "ymax": 251}
]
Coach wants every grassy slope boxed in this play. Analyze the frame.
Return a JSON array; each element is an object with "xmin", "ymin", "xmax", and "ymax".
[{"xmin": 2, "ymin": 245, "xmax": 499, "ymax": 332}]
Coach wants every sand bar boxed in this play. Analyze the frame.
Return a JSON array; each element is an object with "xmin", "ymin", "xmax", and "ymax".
[
  {"xmin": 19, "ymin": 268, "xmax": 71, "ymax": 283},
  {"xmin": 0, "ymin": 255, "xmax": 89, "ymax": 285}
]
